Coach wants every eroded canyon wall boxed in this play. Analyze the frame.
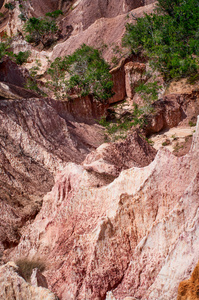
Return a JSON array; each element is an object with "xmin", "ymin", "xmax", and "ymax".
[{"xmin": 6, "ymin": 118, "xmax": 199, "ymax": 299}]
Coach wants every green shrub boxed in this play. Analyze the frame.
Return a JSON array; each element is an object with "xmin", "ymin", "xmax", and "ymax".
[
  {"xmin": 45, "ymin": 10, "xmax": 63, "ymax": 19},
  {"xmin": 47, "ymin": 44, "xmax": 114, "ymax": 102},
  {"xmin": 16, "ymin": 259, "xmax": 45, "ymax": 282},
  {"xmin": 24, "ymin": 16, "xmax": 58, "ymax": 46},
  {"xmin": 0, "ymin": 42, "xmax": 10, "ymax": 61},
  {"xmin": 14, "ymin": 50, "xmax": 30, "ymax": 65},
  {"xmin": 123, "ymin": 0, "xmax": 199, "ymax": 81},
  {"xmin": 18, "ymin": 13, "xmax": 26, "ymax": 21},
  {"xmin": 189, "ymin": 120, "xmax": 196, "ymax": 127},
  {"xmin": 135, "ymin": 81, "xmax": 162, "ymax": 102},
  {"xmin": 5, "ymin": 2, "xmax": 15, "ymax": 10}
]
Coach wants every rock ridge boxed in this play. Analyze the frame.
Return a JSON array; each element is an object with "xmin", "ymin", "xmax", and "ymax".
[{"xmin": 5, "ymin": 117, "xmax": 199, "ymax": 299}]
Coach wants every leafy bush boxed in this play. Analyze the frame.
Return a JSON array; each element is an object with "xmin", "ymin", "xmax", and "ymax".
[
  {"xmin": 123, "ymin": 0, "xmax": 199, "ymax": 80},
  {"xmin": 18, "ymin": 13, "xmax": 26, "ymax": 21},
  {"xmin": 24, "ymin": 16, "xmax": 58, "ymax": 46},
  {"xmin": 135, "ymin": 81, "xmax": 162, "ymax": 102},
  {"xmin": 47, "ymin": 44, "xmax": 114, "ymax": 102},
  {"xmin": 45, "ymin": 10, "xmax": 63, "ymax": 19},
  {"xmin": 14, "ymin": 50, "xmax": 30, "ymax": 65},
  {"xmin": 0, "ymin": 42, "xmax": 10, "ymax": 61},
  {"xmin": 16, "ymin": 259, "xmax": 45, "ymax": 282},
  {"xmin": 5, "ymin": 2, "xmax": 15, "ymax": 10}
]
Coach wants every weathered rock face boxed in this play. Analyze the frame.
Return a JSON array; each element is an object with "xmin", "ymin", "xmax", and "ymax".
[
  {"xmin": 0, "ymin": 56, "xmax": 29, "ymax": 88},
  {"xmin": 83, "ymin": 131, "xmax": 157, "ymax": 178},
  {"xmin": 0, "ymin": 262, "xmax": 57, "ymax": 300},
  {"xmin": 52, "ymin": 4, "xmax": 155, "ymax": 64},
  {"xmin": 177, "ymin": 261, "xmax": 199, "ymax": 300},
  {"xmin": 124, "ymin": 61, "xmax": 147, "ymax": 100},
  {"xmin": 144, "ymin": 94, "xmax": 185, "ymax": 135},
  {"xmin": 60, "ymin": 0, "xmax": 154, "ymax": 33},
  {"xmin": 7, "ymin": 113, "xmax": 199, "ymax": 299},
  {"xmin": 0, "ymin": 97, "xmax": 104, "ymax": 257},
  {"xmin": 109, "ymin": 60, "xmax": 126, "ymax": 104}
]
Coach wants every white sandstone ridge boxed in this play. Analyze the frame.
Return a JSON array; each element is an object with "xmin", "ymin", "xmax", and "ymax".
[{"xmin": 6, "ymin": 117, "xmax": 199, "ymax": 299}]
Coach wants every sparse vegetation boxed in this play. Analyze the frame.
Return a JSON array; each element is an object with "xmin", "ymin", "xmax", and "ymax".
[
  {"xmin": 98, "ymin": 103, "xmax": 148, "ymax": 141},
  {"xmin": 14, "ymin": 50, "xmax": 31, "ymax": 65},
  {"xmin": 135, "ymin": 81, "xmax": 162, "ymax": 103},
  {"xmin": 18, "ymin": 13, "xmax": 26, "ymax": 21},
  {"xmin": 16, "ymin": 259, "xmax": 45, "ymax": 282},
  {"xmin": 0, "ymin": 41, "xmax": 10, "ymax": 61},
  {"xmin": 173, "ymin": 142, "xmax": 184, "ymax": 152},
  {"xmin": 47, "ymin": 44, "xmax": 114, "ymax": 102},
  {"xmin": 189, "ymin": 120, "xmax": 196, "ymax": 127},
  {"xmin": 45, "ymin": 10, "xmax": 63, "ymax": 19}
]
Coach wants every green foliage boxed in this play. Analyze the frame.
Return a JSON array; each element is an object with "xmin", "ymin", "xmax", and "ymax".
[
  {"xmin": 0, "ymin": 42, "xmax": 10, "ymax": 61},
  {"xmin": 189, "ymin": 120, "xmax": 196, "ymax": 127},
  {"xmin": 45, "ymin": 10, "xmax": 63, "ymax": 19},
  {"xmin": 14, "ymin": 50, "xmax": 30, "ymax": 65},
  {"xmin": 135, "ymin": 81, "xmax": 162, "ymax": 102},
  {"xmin": 24, "ymin": 16, "xmax": 58, "ymax": 45},
  {"xmin": 18, "ymin": 13, "xmax": 26, "ymax": 21},
  {"xmin": 123, "ymin": 0, "xmax": 199, "ymax": 80},
  {"xmin": 16, "ymin": 259, "xmax": 45, "ymax": 282},
  {"xmin": 99, "ymin": 103, "xmax": 148, "ymax": 141},
  {"xmin": 47, "ymin": 44, "xmax": 114, "ymax": 102},
  {"xmin": 5, "ymin": 2, "xmax": 15, "ymax": 10}
]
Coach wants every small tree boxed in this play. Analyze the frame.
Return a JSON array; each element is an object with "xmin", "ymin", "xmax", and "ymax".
[
  {"xmin": 47, "ymin": 44, "xmax": 114, "ymax": 102},
  {"xmin": 14, "ymin": 51, "xmax": 31, "ymax": 65},
  {"xmin": 24, "ymin": 16, "xmax": 58, "ymax": 46}
]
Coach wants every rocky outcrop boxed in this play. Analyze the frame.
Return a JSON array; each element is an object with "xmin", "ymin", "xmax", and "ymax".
[
  {"xmin": 109, "ymin": 61, "xmax": 126, "ymax": 104},
  {"xmin": 144, "ymin": 94, "xmax": 185, "ymax": 135},
  {"xmin": 177, "ymin": 261, "xmax": 199, "ymax": 300},
  {"xmin": 6, "ymin": 112, "xmax": 199, "ymax": 299},
  {"xmin": 0, "ymin": 262, "xmax": 57, "ymax": 300},
  {"xmin": 83, "ymin": 131, "xmax": 157, "ymax": 178},
  {"xmin": 125, "ymin": 61, "xmax": 147, "ymax": 101},
  {"xmin": 52, "ymin": 4, "xmax": 155, "ymax": 64},
  {"xmin": 60, "ymin": 0, "xmax": 155, "ymax": 33},
  {"xmin": 0, "ymin": 56, "xmax": 29, "ymax": 88}
]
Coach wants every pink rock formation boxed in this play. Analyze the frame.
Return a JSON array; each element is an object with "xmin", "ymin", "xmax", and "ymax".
[
  {"xmin": 0, "ymin": 262, "xmax": 57, "ymax": 300},
  {"xmin": 31, "ymin": 268, "xmax": 48, "ymax": 289},
  {"xmin": 109, "ymin": 60, "xmax": 126, "ymax": 104},
  {"xmin": 124, "ymin": 61, "xmax": 147, "ymax": 100},
  {"xmin": 144, "ymin": 94, "xmax": 184, "ymax": 135},
  {"xmin": 83, "ymin": 131, "xmax": 157, "ymax": 178},
  {"xmin": 60, "ymin": 0, "xmax": 155, "ymax": 33},
  {"xmin": 0, "ymin": 56, "xmax": 29, "ymax": 88},
  {"xmin": 0, "ymin": 97, "xmax": 104, "ymax": 257},
  {"xmin": 7, "ymin": 115, "xmax": 199, "ymax": 299},
  {"xmin": 52, "ymin": 4, "xmax": 156, "ymax": 64}
]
